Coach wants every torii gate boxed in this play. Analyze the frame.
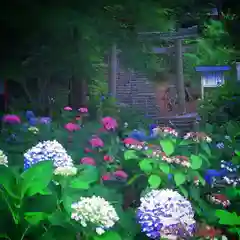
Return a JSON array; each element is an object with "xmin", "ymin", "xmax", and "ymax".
[{"xmin": 108, "ymin": 26, "xmax": 198, "ymax": 114}]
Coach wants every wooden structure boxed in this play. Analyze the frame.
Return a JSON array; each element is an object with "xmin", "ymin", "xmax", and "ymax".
[
  {"xmin": 108, "ymin": 26, "xmax": 198, "ymax": 116},
  {"xmin": 195, "ymin": 65, "xmax": 231, "ymax": 99},
  {"xmin": 156, "ymin": 113, "xmax": 199, "ymax": 134}
]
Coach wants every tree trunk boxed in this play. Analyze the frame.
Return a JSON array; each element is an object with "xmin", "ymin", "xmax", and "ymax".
[
  {"xmin": 69, "ymin": 76, "xmax": 88, "ymax": 108},
  {"xmin": 108, "ymin": 44, "xmax": 117, "ymax": 97}
]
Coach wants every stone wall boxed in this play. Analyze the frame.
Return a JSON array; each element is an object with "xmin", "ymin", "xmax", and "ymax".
[
  {"xmin": 116, "ymin": 67, "xmax": 161, "ymax": 118},
  {"xmin": 116, "ymin": 66, "xmax": 199, "ymax": 118}
]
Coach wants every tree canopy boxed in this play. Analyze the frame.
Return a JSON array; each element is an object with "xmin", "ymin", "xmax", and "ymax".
[{"xmin": 0, "ymin": 0, "xmax": 236, "ymax": 111}]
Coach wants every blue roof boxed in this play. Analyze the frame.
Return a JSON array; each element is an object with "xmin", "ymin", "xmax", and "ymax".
[{"xmin": 195, "ymin": 66, "xmax": 231, "ymax": 72}]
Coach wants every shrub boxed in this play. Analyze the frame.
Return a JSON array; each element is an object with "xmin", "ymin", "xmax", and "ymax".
[
  {"xmin": 198, "ymin": 80, "xmax": 240, "ymax": 126},
  {"xmin": 0, "ymin": 108, "xmax": 239, "ymax": 239}
]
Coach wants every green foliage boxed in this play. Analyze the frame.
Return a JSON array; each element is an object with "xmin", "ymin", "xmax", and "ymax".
[
  {"xmin": 1, "ymin": 107, "xmax": 240, "ymax": 239},
  {"xmin": 0, "ymin": 0, "xmax": 176, "ymax": 112},
  {"xmin": 198, "ymin": 81, "xmax": 240, "ymax": 126},
  {"xmin": 215, "ymin": 210, "xmax": 240, "ymax": 237},
  {"xmin": 184, "ymin": 20, "xmax": 235, "ymax": 80}
]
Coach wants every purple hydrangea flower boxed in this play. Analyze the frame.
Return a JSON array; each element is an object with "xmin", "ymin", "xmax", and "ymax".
[
  {"xmin": 23, "ymin": 140, "xmax": 73, "ymax": 170},
  {"xmin": 39, "ymin": 117, "xmax": 51, "ymax": 124},
  {"xmin": 136, "ymin": 189, "xmax": 195, "ymax": 239}
]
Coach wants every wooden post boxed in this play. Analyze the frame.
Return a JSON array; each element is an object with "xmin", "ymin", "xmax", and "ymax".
[
  {"xmin": 108, "ymin": 44, "xmax": 117, "ymax": 97},
  {"xmin": 175, "ymin": 39, "xmax": 186, "ymax": 113}
]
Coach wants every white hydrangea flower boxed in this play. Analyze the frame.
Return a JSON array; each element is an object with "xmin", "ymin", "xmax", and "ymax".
[
  {"xmin": 54, "ymin": 166, "xmax": 77, "ymax": 176},
  {"xmin": 24, "ymin": 140, "xmax": 73, "ymax": 169},
  {"xmin": 137, "ymin": 189, "xmax": 196, "ymax": 239},
  {"xmin": 0, "ymin": 150, "xmax": 8, "ymax": 167},
  {"xmin": 71, "ymin": 195, "xmax": 119, "ymax": 234}
]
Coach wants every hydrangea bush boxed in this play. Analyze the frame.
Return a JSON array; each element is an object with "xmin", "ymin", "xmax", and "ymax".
[
  {"xmin": 137, "ymin": 189, "xmax": 196, "ymax": 239},
  {"xmin": 0, "ymin": 107, "xmax": 239, "ymax": 239}
]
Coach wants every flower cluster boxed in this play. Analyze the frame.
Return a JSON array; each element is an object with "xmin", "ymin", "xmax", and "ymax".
[
  {"xmin": 2, "ymin": 114, "xmax": 21, "ymax": 124},
  {"xmin": 137, "ymin": 189, "xmax": 195, "ymax": 239},
  {"xmin": 0, "ymin": 150, "xmax": 8, "ymax": 166},
  {"xmin": 152, "ymin": 127, "xmax": 178, "ymax": 137},
  {"xmin": 28, "ymin": 126, "xmax": 39, "ymax": 134},
  {"xmin": 183, "ymin": 132, "xmax": 212, "ymax": 143},
  {"xmin": 64, "ymin": 106, "xmax": 72, "ymax": 111},
  {"xmin": 39, "ymin": 117, "xmax": 52, "ymax": 124},
  {"xmin": 206, "ymin": 160, "xmax": 240, "ymax": 187},
  {"xmin": 24, "ymin": 140, "xmax": 73, "ymax": 169},
  {"xmin": 54, "ymin": 166, "xmax": 77, "ymax": 176},
  {"xmin": 71, "ymin": 195, "xmax": 119, "ymax": 235},
  {"xmin": 101, "ymin": 117, "xmax": 118, "ymax": 131},
  {"xmin": 81, "ymin": 157, "xmax": 96, "ymax": 166},
  {"xmin": 222, "ymin": 175, "xmax": 240, "ymax": 186},
  {"xmin": 208, "ymin": 194, "xmax": 230, "ymax": 208},
  {"xmin": 26, "ymin": 111, "xmax": 51, "ymax": 125},
  {"xmin": 78, "ymin": 107, "xmax": 88, "ymax": 113},
  {"xmin": 161, "ymin": 153, "xmax": 190, "ymax": 168},
  {"xmin": 145, "ymin": 145, "xmax": 162, "ymax": 158},
  {"xmin": 216, "ymin": 142, "xmax": 224, "ymax": 149},
  {"xmin": 64, "ymin": 123, "xmax": 80, "ymax": 132},
  {"xmin": 123, "ymin": 138, "xmax": 145, "ymax": 150},
  {"xmin": 89, "ymin": 136, "xmax": 104, "ymax": 148},
  {"xmin": 220, "ymin": 160, "xmax": 239, "ymax": 172}
]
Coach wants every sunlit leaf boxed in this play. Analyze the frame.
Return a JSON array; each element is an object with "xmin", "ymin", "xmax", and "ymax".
[
  {"xmin": 215, "ymin": 210, "xmax": 240, "ymax": 225},
  {"xmin": 148, "ymin": 175, "xmax": 161, "ymax": 188},
  {"xmin": 190, "ymin": 155, "xmax": 202, "ymax": 170},
  {"xmin": 174, "ymin": 172, "xmax": 186, "ymax": 186},
  {"xmin": 159, "ymin": 162, "xmax": 170, "ymax": 174},
  {"xmin": 139, "ymin": 159, "xmax": 152, "ymax": 173},
  {"xmin": 124, "ymin": 150, "xmax": 139, "ymax": 160},
  {"xmin": 160, "ymin": 139, "xmax": 174, "ymax": 156}
]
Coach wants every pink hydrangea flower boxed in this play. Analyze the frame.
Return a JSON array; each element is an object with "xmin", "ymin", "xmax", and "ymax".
[
  {"xmin": 84, "ymin": 148, "xmax": 92, "ymax": 153},
  {"xmin": 103, "ymin": 155, "xmax": 113, "ymax": 162},
  {"xmin": 80, "ymin": 157, "xmax": 96, "ymax": 166},
  {"xmin": 2, "ymin": 114, "xmax": 21, "ymax": 124},
  {"xmin": 102, "ymin": 174, "xmax": 111, "ymax": 181},
  {"xmin": 78, "ymin": 107, "xmax": 88, "ymax": 113},
  {"xmin": 113, "ymin": 170, "xmax": 128, "ymax": 179},
  {"xmin": 101, "ymin": 117, "xmax": 118, "ymax": 131},
  {"xmin": 64, "ymin": 123, "xmax": 80, "ymax": 132},
  {"xmin": 89, "ymin": 136, "xmax": 104, "ymax": 147},
  {"xmin": 64, "ymin": 106, "xmax": 72, "ymax": 111},
  {"xmin": 123, "ymin": 138, "xmax": 142, "ymax": 145}
]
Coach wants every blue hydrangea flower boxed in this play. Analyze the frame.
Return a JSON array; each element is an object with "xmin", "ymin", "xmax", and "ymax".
[
  {"xmin": 204, "ymin": 169, "xmax": 226, "ymax": 185},
  {"xmin": 128, "ymin": 129, "xmax": 157, "ymax": 141},
  {"xmin": 149, "ymin": 124, "xmax": 158, "ymax": 134},
  {"xmin": 137, "ymin": 189, "xmax": 196, "ymax": 239},
  {"xmin": 24, "ymin": 140, "xmax": 73, "ymax": 170},
  {"xmin": 28, "ymin": 117, "xmax": 38, "ymax": 126},
  {"xmin": 128, "ymin": 129, "xmax": 148, "ymax": 141},
  {"xmin": 100, "ymin": 95, "xmax": 105, "ymax": 101},
  {"xmin": 205, "ymin": 161, "xmax": 240, "ymax": 186},
  {"xmin": 216, "ymin": 142, "xmax": 224, "ymax": 149},
  {"xmin": 220, "ymin": 160, "xmax": 240, "ymax": 172},
  {"xmin": 26, "ymin": 110, "xmax": 35, "ymax": 120}
]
